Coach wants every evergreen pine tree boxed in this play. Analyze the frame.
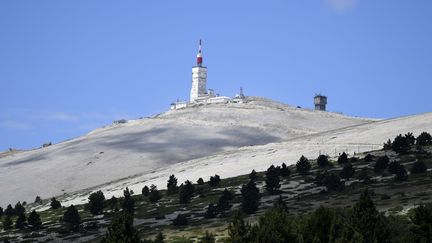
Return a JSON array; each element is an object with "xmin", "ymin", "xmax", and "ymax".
[
  {"xmin": 3, "ymin": 215, "xmax": 13, "ymax": 230},
  {"xmin": 358, "ymin": 167, "xmax": 371, "ymax": 183},
  {"xmin": 154, "ymin": 231, "xmax": 165, "ymax": 243},
  {"xmin": 28, "ymin": 210, "xmax": 42, "ymax": 229},
  {"xmin": 340, "ymin": 163, "xmax": 355, "ymax": 181},
  {"xmin": 392, "ymin": 134, "xmax": 410, "ymax": 154},
  {"xmin": 217, "ymin": 189, "xmax": 233, "ymax": 212},
  {"xmin": 0, "ymin": 206, "xmax": 3, "ymax": 218},
  {"xmin": 63, "ymin": 205, "xmax": 81, "ymax": 232},
  {"xmin": 4, "ymin": 204, "xmax": 14, "ymax": 217},
  {"xmin": 363, "ymin": 154, "xmax": 374, "ymax": 162},
  {"xmin": 405, "ymin": 132, "xmax": 416, "ymax": 146},
  {"xmin": 280, "ymin": 163, "xmax": 291, "ymax": 177},
  {"xmin": 14, "ymin": 202, "xmax": 25, "ymax": 215},
  {"xmin": 172, "ymin": 214, "xmax": 188, "ymax": 226},
  {"xmin": 249, "ymin": 169, "xmax": 258, "ymax": 181},
  {"xmin": 337, "ymin": 152, "xmax": 349, "ymax": 164},
  {"xmin": 101, "ymin": 213, "xmax": 140, "ymax": 243},
  {"xmin": 374, "ymin": 155, "xmax": 389, "ymax": 172},
  {"xmin": 227, "ymin": 211, "xmax": 252, "ymax": 243},
  {"xmin": 388, "ymin": 161, "xmax": 401, "ymax": 174},
  {"xmin": 122, "ymin": 187, "xmax": 135, "ymax": 215},
  {"xmin": 167, "ymin": 174, "xmax": 178, "ymax": 195},
  {"xmin": 296, "ymin": 155, "xmax": 311, "ymax": 174},
  {"xmin": 265, "ymin": 165, "xmax": 281, "ymax": 194},
  {"xmin": 350, "ymin": 190, "xmax": 379, "ymax": 242},
  {"xmin": 142, "ymin": 185, "xmax": 149, "ymax": 197},
  {"xmin": 322, "ymin": 173, "xmax": 344, "ymax": 192},
  {"xmin": 34, "ymin": 196, "xmax": 43, "ymax": 204},
  {"xmin": 416, "ymin": 132, "xmax": 432, "ymax": 146},
  {"xmin": 50, "ymin": 197, "xmax": 61, "ymax": 209},
  {"xmin": 395, "ymin": 165, "xmax": 408, "ymax": 181},
  {"xmin": 88, "ymin": 190, "xmax": 105, "ymax": 215},
  {"xmin": 15, "ymin": 213, "xmax": 27, "ymax": 229},
  {"xmin": 317, "ymin": 154, "xmax": 330, "ymax": 167},
  {"xmin": 204, "ymin": 203, "xmax": 218, "ymax": 219},
  {"xmin": 148, "ymin": 184, "xmax": 162, "ymax": 203},
  {"xmin": 273, "ymin": 195, "xmax": 289, "ymax": 213},
  {"xmin": 208, "ymin": 175, "xmax": 221, "ymax": 187},
  {"xmin": 241, "ymin": 180, "xmax": 261, "ymax": 214},
  {"xmin": 179, "ymin": 180, "xmax": 195, "ymax": 204},
  {"xmin": 197, "ymin": 178, "xmax": 205, "ymax": 185}
]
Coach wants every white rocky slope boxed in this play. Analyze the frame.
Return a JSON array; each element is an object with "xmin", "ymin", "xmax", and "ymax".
[{"xmin": 0, "ymin": 97, "xmax": 372, "ymax": 206}]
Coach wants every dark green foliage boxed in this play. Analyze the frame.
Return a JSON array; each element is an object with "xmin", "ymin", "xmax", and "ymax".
[
  {"xmin": 296, "ymin": 155, "xmax": 311, "ymax": 174},
  {"xmin": 241, "ymin": 180, "xmax": 261, "ymax": 214},
  {"xmin": 322, "ymin": 173, "xmax": 344, "ymax": 192},
  {"xmin": 280, "ymin": 163, "xmax": 291, "ymax": 177},
  {"xmin": 364, "ymin": 154, "xmax": 374, "ymax": 162},
  {"xmin": 101, "ymin": 213, "xmax": 140, "ymax": 243},
  {"xmin": 107, "ymin": 196, "xmax": 119, "ymax": 212},
  {"xmin": 4, "ymin": 204, "xmax": 14, "ymax": 217},
  {"xmin": 227, "ymin": 212, "xmax": 252, "ymax": 243},
  {"xmin": 411, "ymin": 160, "xmax": 427, "ymax": 174},
  {"xmin": 410, "ymin": 204, "xmax": 432, "ymax": 242},
  {"xmin": 388, "ymin": 160, "xmax": 401, "ymax": 174},
  {"xmin": 142, "ymin": 185, "xmax": 149, "ymax": 196},
  {"xmin": 337, "ymin": 152, "xmax": 349, "ymax": 164},
  {"xmin": 14, "ymin": 201, "xmax": 25, "ymax": 215},
  {"xmin": 154, "ymin": 232, "xmax": 165, "ymax": 243},
  {"xmin": 148, "ymin": 184, "xmax": 162, "ymax": 203},
  {"xmin": 197, "ymin": 177, "xmax": 204, "ymax": 185},
  {"xmin": 122, "ymin": 187, "xmax": 135, "ymax": 215},
  {"xmin": 383, "ymin": 139, "xmax": 392, "ymax": 150},
  {"xmin": 395, "ymin": 165, "xmax": 408, "ymax": 181},
  {"xmin": 217, "ymin": 189, "xmax": 234, "ymax": 213},
  {"xmin": 265, "ymin": 165, "xmax": 281, "ymax": 194},
  {"xmin": 314, "ymin": 171, "xmax": 325, "ymax": 186},
  {"xmin": 28, "ymin": 210, "xmax": 42, "ymax": 229},
  {"xmin": 63, "ymin": 205, "xmax": 81, "ymax": 232},
  {"xmin": 34, "ymin": 196, "xmax": 42, "ymax": 204},
  {"xmin": 358, "ymin": 167, "xmax": 371, "ymax": 183},
  {"xmin": 254, "ymin": 205, "xmax": 296, "ymax": 243},
  {"xmin": 350, "ymin": 190, "xmax": 379, "ymax": 242},
  {"xmin": 198, "ymin": 231, "xmax": 215, "ymax": 243},
  {"xmin": 416, "ymin": 132, "xmax": 432, "ymax": 146},
  {"xmin": 273, "ymin": 195, "xmax": 288, "ymax": 213},
  {"xmin": 303, "ymin": 206, "xmax": 335, "ymax": 243},
  {"xmin": 167, "ymin": 174, "xmax": 178, "ymax": 195},
  {"xmin": 15, "ymin": 213, "xmax": 27, "ymax": 229},
  {"xmin": 3, "ymin": 215, "xmax": 13, "ymax": 230},
  {"xmin": 249, "ymin": 169, "xmax": 258, "ymax": 181},
  {"xmin": 405, "ymin": 132, "xmax": 416, "ymax": 146},
  {"xmin": 340, "ymin": 163, "xmax": 355, "ymax": 180},
  {"xmin": 317, "ymin": 154, "xmax": 330, "ymax": 167},
  {"xmin": 179, "ymin": 180, "xmax": 195, "ymax": 204},
  {"xmin": 0, "ymin": 206, "xmax": 3, "ymax": 218},
  {"xmin": 374, "ymin": 155, "xmax": 389, "ymax": 172},
  {"xmin": 204, "ymin": 203, "xmax": 218, "ymax": 219},
  {"xmin": 88, "ymin": 190, "xmax": 105, "ymax": 215},
  {"xmin": 392, "ymin": 134, "xmax": 410, "ymax": 154},
  {"xmin": 208, "ymin": 175, "xmax": 221, "ymax": 187},
  {"xmin": 172, "ymin": 214, "xmax": 188, "ymax": 226},
  {"xmin": 50, "ymin": 197, "xmax": 61, "ymax": 210}
]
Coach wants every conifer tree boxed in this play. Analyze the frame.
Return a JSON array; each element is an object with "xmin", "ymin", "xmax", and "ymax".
[
  {"xmin": 101, "ymin": 213, "xmax": 140, "ymax": 243},
  {"xmin": 28, "ymin": 210, "xmax": 42, "ymax": 229},
  {"xmin": 249, "ymin": 169, "xmax": 259, "ymax": 181},
  {"xmin": 142, "ymin": 185, "xmax": 149, "ymax": 196},
  {"xmin": 0, "ymin": 206, "xmax": 3, "ymax": 218},
  {"xmin": 167, "ymin": 174, "xmax": 178, "ymax": 195},
  {"xmin": 337, "ymin": 152, "xmax": 349, "ymax": 164},
  {"xmin": 217, "ymin": 189, "xmax": 233, "ymax": 212},
  {"xmin": 411, "ymin": 160, "xmax": 427, "ymax": 174},
  {"xmin": 3, "ymin": 215, "xmax": 13, "ymax": 230},
  {"xmin": 14, "ymin": 202, "xmax": 25, "ymax": 215},
  {"xmin": 15, "ymin": 213, "xmax": 27, "ymax": 229},
  {"xmin": 317, "ymin": 154, "xmax": 330, "ymax": 167},
  {"xmin": 208, "ymin": 175, "xmax": 221, "ymax": 187},
  {"xmin": 350, "ymin": 190, "xmax": 379, "ymax": 242},
  {"xmin": 154, "ymin": 231, "xmax": 165, "ymax": 243},
  {"xmin": 204, "ymin": 203, "xmax": 218, "ymax": 219},
  {"xmin": 296, "ymin": 155, "xmax": 311, "ymax": 174},
  {"xmin": 395, "ymin": 165, "xmax": 408, "ymax": 181},
  {"xmin": 63, "ymin": 205, "xmax": 81, "ymax": 232},
  {"xmin": 227, "ymin": 211, "xmax": 252, "ymax": 243},
  {"xmin": 50, "ymin": 197, "xmax": 61, "ymax": 209},
  {"xmin": 4, "ymin": 204, "xmax": 14, "ymax": 217},
  {"xmin": 241, "ymin": 180, "xmax": 261, "ymax": 214},
  {"xmin": 388, "ymin": 160, "xmax": 401, "ymax": 174},
  {"xmin": 148, "ymin": 184, "xmax": 162, "ymax": 203},
  {"xmin": 340, "ymin": 163, "xmax": 355, "ymax": 181},
  {"xmin": 179, "ymin": 180, "xmax": 195, "ymax": 204},
  {"xmin": 416, "ymin": 132, "xmax": 432, "ymax": 146},
  {"xmin": 358, "ymin": 167, "xmax": 371, "ymax": 183},
  {"xmin": 34, "ymin": 196, "xmax": 42, "ymax": 204},
  {"xmin": 122, "ymin": 187, "xmax": 135, "ymax": 215},
  {"xmin": 265, "ymin": 165, "xmax": 281, "ymax": 194},
  {"xmin": 197, "ymin": 177, "xmax": 205, "ymax": 185},
  {"xmin": 199, "ymin": 231, "xmax": 215, "ymax": 243},
  {"xmin": 392, "ymin": 134, "xmax": 410, "ymax": 154},
  {"xmin": 88, "ymin": 190, "xmax": 105, "ymax": 215},
  {"xmin": 374, "ymin": 155, "xmax": 389, "ymax": 172},
  {"xmin": 280, "ymin": 163, "xmax": 291, "ymax": 177},
  {"xmin": 172, "ymin": 214, "xmax": 188, "ymax": 226}
]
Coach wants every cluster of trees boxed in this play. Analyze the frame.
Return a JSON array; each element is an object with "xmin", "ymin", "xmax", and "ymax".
[
  {"xmin": 1, "ymin": 201, "xmax": 42, "ymax": 231},
  {"xmin": 384, "ymin": 132, "xmax": 432, "ymax": 154},
  {"xmin": 227, "ymin": 190, "xmax": 432, "ymax": 243}
]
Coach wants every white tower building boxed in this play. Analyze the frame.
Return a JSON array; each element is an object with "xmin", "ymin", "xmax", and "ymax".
[{"xmin": 190, "ymin": 40, "xmax": 208, "ymax": 102}]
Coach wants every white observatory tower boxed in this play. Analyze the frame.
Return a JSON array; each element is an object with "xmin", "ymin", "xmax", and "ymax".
[{"xmin": 190, "ymin": 40, "xmax": 208, "ymax": 102}]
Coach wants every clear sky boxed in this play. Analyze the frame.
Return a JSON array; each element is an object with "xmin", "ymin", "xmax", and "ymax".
[{"xmin": 0, "ymin": 0, "xmax": 431, "ymax": 151}]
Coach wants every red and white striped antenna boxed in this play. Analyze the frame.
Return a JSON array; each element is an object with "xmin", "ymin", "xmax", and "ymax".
[{"xmin": 197, "ymin": 39, "xmax": 203, "ymax": 67}]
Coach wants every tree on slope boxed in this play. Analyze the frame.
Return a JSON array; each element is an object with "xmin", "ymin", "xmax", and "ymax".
[
  {"xmin": 63, "ymin": 205, "xmax": 81, "ymax": 232},
  {"xmin": 88, "ymin": 190, "xmax": 105, "ymax": 215},
  {"xmin": 265, "ymin": 165, "xmax": 281, "ymax": 194},
  {"xmin": 50, "ymin": 197, "xmax": 61, "ymax": 210},
  {"xmin": 296, "ymin": 155, "xmax": 311, "ymax": 175},
  {"xmin": 241, "ymin": 180, "xmax": 261, "ymax": 214},
  {"xmin": 167, "ymin": 174, "xmax": 178, "ymax": 195},
  {"xmin": 122, "ymin": 187, "xmax": 135, "ymax": 215},
  {"xmin": 28, "ymin": 210, "xmax": 42, "ymax": 229},
  {"xmin": 101, "ymin": 213, "xmax": 141, "ymax": 243}
]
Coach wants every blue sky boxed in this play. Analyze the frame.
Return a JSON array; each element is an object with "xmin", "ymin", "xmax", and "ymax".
[{"xmin": 0, "ymin": 0, "xmax": 431, "ymax": 150}]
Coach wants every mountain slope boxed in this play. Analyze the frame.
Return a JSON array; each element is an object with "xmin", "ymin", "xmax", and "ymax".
[{"xmin": 0, "ymin": 97, "xmax": 371, "ymax": 206}]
